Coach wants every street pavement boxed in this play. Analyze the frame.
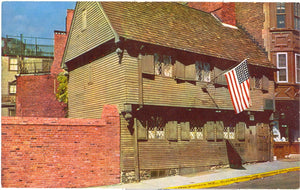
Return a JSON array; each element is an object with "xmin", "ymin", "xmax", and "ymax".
[{"xmin": 99, "ymin": 154, "xmax": 300, "ymax": 189}]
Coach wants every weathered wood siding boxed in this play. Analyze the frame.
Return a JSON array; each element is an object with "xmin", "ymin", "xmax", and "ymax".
[
  {"xmin": 65, "ymin": 2, "xmax": 115, "ymax": 62},
  {"xmin": 123, "ymin": 56, "xmax": 275, "ymax": 111},
  {"xmin": 138, "ymin": 122, "xmax": 270, "ymax": 171},
  {"xmin": 68, "ymin": 52, "xmax": 125, "ymax": 118}
]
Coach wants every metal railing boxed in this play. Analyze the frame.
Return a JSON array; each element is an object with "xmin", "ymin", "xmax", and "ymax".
[{"xmin": 2, "ymin": 34, "xmax": 54, "ymax": 57}]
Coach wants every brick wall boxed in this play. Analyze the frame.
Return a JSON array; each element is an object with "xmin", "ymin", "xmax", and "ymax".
[
  {"xmin": 16, "ymin": 9, "xmax": 74, "ymax": 117},
  {"xmin": 2, "ymin": 105, "xmax": 121, "ymax": 188},
  {"xmin": 16, "ymin": 74, "xmax": 67, "ymax": 117}
]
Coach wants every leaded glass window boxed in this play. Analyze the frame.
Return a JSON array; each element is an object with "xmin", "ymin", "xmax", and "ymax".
[
  {"xmin": 190, "ymin": 120, "xmax": 204, "ymax": 140},
  {"xmin": 154, "ymin": 53, "xmax": 172, "ymax": 77},
  {"xmin": 224, "ymin": 126, "xmax": 235, "ymax": 139},
  {"xmin": 196, "ymin": 61, "xmax": 210, "ymax": 82}
]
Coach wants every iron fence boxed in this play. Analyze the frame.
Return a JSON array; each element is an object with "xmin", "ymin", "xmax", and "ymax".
[{"xmin": 2, "ymin": 34, "xmax": 54, "ymax": 57}]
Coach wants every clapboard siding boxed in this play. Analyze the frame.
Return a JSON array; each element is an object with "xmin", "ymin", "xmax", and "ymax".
[
  {"xmin": 120, "ymin": 116, "xmax": 135, "ymax": 171},
  {"xmin": 68, "ymin": 52, "xmax": 125, "ymax": 118},
  {"xmin": 138, "ymin": 124, "xmax": 267, "ymax": 170},
  {"xmin": 65, "ymin": 2, "xmax": 115, "ymax": 62},
  {"xmin": 141, "ymin": 74, "xmax": 274, "ymax": 112},
  {"xmin": 123, "ymin": 51, "xmax": 140, "ymax": 104}
]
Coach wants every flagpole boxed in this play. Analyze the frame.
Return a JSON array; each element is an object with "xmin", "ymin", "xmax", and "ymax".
[{"xmin": 209, "ymin": 58, "xmax": 249, "ymax": 84}]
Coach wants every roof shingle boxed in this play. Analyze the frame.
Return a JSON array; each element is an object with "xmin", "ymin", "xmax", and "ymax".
[{"xmin": 100, "ymin": 2, "xmax": 273, "ymax": 68}]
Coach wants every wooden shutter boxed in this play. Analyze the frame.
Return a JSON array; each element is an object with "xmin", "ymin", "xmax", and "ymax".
[
  {"xmin": 175, "ymin": 61, "xmax": 185, "ymax": 79},
  {"xmin": 236, "ymin": 122, "xmax": 245, "ymax": 141},
  {"xmin": 185, "ymin": 64, "xmax": 196, "ymax": 81},
  {"xmin": 167, "ymin": 121, "xmax": 178, "ymax": 141},
  {"xmin": 216, "ymin": 121, "xmax": 224, "ymax": 140},
  {"xmin": 214, "ymin": 67, "xmax": 227, "ymax": 86},
  {"xmin": 181, "ymin": 122, "xmax": 190, "ymax": 141},
  {"xmin": 205, "ymin": 121, "xmax": 215, "ymax": 141},
  {"xmin": 262, "ymin": 75, "xmax": 269, "ymax": 92},
  {"xmin": 137, "ymin": 119, "xmax": 148, "ymax": 140},
  {"xmin": 141, "ymin": 55, "xmax": 154, "ymax": 74}
]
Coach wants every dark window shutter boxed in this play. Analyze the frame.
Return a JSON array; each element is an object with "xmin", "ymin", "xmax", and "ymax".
[
  {"xmin": 216, "ymin": 121, "xmax": 224, "ymax": 140},
  {"xmin": 175, "ymin": 61, "xmax": 185, "ymax": 79},
  {"xmin": 214, "ymin": 67, "xmax": 227, "ymax": 85},
  {"xmin": 137, "ymin": 119, "xmax": 148, "ymax": 140},
  {"xmin": 167, "ymin": 121, "xmax": 178, "ymax": 141},
  {"xmin": 142, "ymin": 55, "xmax": 155, "ymax": 74},
  {"xmin": 205, "ymin": 121, "xmax": 215, "ymax": 141},
  {"xmin": 185, "ymin": 64, "xmax": 196, "ymax": 81},
  {"xmin": 236, "ymin": 122, "xmax": 245, "ymax": 141},
  {"xmin": 262, "ymin": 75, "xmax": 269, "ymax": 92},
  {"xmin": 181, "ymin": 122, "xmax": 190, "ymax": 141}
]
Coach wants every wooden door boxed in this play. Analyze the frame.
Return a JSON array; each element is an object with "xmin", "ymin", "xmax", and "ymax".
[{"xmin": 256, "ymin": 123, "xmax": 270, "ymax": 161}]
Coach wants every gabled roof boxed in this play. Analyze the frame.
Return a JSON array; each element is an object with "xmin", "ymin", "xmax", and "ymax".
[{"xmin": 100, "ymin": 2, "xmax": 273, "ymax": 68}]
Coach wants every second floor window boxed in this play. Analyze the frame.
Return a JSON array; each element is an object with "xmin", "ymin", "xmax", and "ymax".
[
  {"xmin": 277, "ymin": 3, "xmax": 286, "ymax": 28},
  {"xmin": 277, "ymin": 53, "xmax": 288, "ymax": 82},
  {"xmin": 154, "ymin": 53, "xmax": 172, "ymax": 77},
  {"xmin": 296, "ymin": 54, "xmax": 300, "ymax": 83},
  {"xmin": 196, "ymin": 61, "xmax": 210, "ymax": 82},
  {"xmin": 295, "ymin": 3, "xmax": 300, "ymax": 30}
]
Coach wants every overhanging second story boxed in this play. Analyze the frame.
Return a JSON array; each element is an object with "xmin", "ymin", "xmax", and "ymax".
[{"xmin": 63, "ymin": 2, "xmax": 277, "ymax": 115}]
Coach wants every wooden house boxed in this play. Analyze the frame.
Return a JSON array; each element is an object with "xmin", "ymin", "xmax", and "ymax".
[{"xmin": 62, "ymin": 2, "xmax": 277, "ymax": 183}]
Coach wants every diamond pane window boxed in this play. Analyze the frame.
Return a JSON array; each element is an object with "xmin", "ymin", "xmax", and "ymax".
[
  {"xmin": 154, "ymin": 53, "xmax": 172, "ymax": 77},
  {"xmin": 224, "ymin": 126, "xmax": 235, "ymax": 139},
  {"xmin": 147, "ymin": 115, "xmax": 165, "ymax": 139},
  {"xmin": 196, "ymin": 61, "xmax": 210, "ymax": 82},
  {"xmin": 190, "ymin": 120, "xmax": 204, "ymax": 140}
]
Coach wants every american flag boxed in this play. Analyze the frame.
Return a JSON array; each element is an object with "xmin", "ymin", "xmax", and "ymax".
[{"xmin": 224, "ymin": 59, "xmax": 251, "ymax": 114}]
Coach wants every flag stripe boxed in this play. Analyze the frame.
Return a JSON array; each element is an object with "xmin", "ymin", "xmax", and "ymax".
[
  {"xmin": 224, "ymin": 59, "xmax": 251, "ymax": 114},
  {"xmin": 226, "ymin": 71, "xmax": 241, "ymax": 113},
  {"xmin": 225, "ymin": 72, "xmax": 239, "ymax": 113}
]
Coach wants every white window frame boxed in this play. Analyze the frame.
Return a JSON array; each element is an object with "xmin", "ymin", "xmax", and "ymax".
[
  {"xmin": 295, "ymin": 54, "xmax": 300, "ymax": 83},
  {"xmin": 277, "ymin": 52, "xmax": 288, "ymax": 83},
  {"xmin": 9, "ymin": 57, "xmax": 18, "ymax": 71}
]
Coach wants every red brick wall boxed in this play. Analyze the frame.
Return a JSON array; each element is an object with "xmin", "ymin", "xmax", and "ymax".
[
  {"xmin": 16, "ymin": 9, "xmax": 74, "ymax": 117},
  {"xmin": 16, "ymin": 74, "xmax": 67, "ymax": 117},
  {"xmin": 66, "ymin": 9, "xmax": 74, "ymax": 34},
  {"xmin": 2, "ymin": 105, "xmax": 120, "ymax": 188},
  {"xmin": 51, "ymin": 31, "xmax": 68, "ymax": 75},
  {"xmin": 188, "ymin": 2, "xmax": 236, "ymax": 26},
  {"xmin": 51, "ymin": 9, "xmax": 74, "ymax": 75}
]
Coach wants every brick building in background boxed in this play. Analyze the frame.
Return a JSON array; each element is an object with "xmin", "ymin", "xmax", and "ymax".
[
  {"xmin": 188, "ymin": 2, "xmax": 300, "ymax": 142},
  {"xmin": 15, "ymin": 9, "xmax": 74, "ymax": 117}
]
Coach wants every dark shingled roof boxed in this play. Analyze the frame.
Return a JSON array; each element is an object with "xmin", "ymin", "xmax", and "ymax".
[{"xmin": 100, "ymin": 2, "xmax": 274, "ymax": 68}]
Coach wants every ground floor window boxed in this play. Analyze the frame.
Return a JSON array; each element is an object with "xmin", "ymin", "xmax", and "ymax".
[
  {"xmin": 190, "ymin": 120, "xmax": 204, "ymax": 140},
  {"xmin": 224, "ymin": 126, "xmax": 235, "ymax": 139},
  {"xmin": 148, "ymin": 115, "xmax": 165, "ymax": 139}
]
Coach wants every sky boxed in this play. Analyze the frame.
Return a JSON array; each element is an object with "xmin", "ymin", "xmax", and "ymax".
[{"xmin": 1, "ymin": 1, "xmax": 76, "ymax": 39}]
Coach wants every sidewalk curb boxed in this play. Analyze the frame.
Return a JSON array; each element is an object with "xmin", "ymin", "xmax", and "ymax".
[{"xmin": 166, "ymin": 167, "xmax": 300, "ymax": 189}]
